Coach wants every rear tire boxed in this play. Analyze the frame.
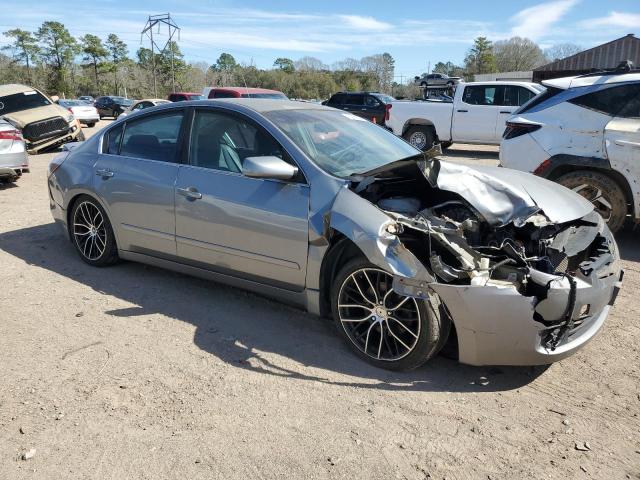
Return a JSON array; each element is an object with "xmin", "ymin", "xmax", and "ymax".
[
  {"xmin": 556, "ymin": 170, "xmax": 627, "ymax": 233},
  {"xmin": 331, "ymin": 258, "xmax": 449, "ymax": 371},
  {"xmin": 404, "ymin": 125, "xmax": 435, "ymax": 151},
  {"xmin": 86, "ymin": 122, "xmax": 96, "ymax": 128},
  {"xmin": 69, "ymin": 195, "xmax": 119, "ymax": 267}
]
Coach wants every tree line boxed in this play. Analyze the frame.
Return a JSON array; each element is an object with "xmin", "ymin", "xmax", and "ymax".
[
  {"xmin": 0, "ymin": 20, "xmax": 582, "ymax": 100},
  {"xmin": 431, "ymin": 37, "xmax": 582, "ymax": 79}
]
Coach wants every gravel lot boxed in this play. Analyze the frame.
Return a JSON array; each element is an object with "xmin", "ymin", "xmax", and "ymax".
[{"xmin": 1, "ymin": 121, "xmax": 639, "ymax": 479}]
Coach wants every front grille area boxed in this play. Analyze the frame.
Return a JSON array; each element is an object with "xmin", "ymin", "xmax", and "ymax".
[{"xmin": 23, "ymin": 117, "xmax": 69, "ymax": 143}]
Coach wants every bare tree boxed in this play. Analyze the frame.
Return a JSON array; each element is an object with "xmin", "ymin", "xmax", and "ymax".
[
  {"xmin": 493, "ymin": 37, "xmax": 546, "ymax": 72},
  {"xmin": 544, "ymin": 43, "xmax": 583, "ymax": 62}
]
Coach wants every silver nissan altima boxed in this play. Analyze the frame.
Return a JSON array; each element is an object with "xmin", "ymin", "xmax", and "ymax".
[{"xmin": 47, "ymin": 99, "xmax": 623, "ymax": 371}]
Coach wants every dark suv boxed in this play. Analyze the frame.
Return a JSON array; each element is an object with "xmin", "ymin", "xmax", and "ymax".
[
  {"xmin": 94, "ymin": 96, "xmax": 133, "ymax": 119},
  {"xmin": 322, "ymin": 92, "xmax": 394, "ymax": 123}
]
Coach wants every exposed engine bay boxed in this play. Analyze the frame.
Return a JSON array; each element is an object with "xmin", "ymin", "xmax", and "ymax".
[{"xmin": 349, "ymin": 156, "xmax": 622, "ymax": 353}]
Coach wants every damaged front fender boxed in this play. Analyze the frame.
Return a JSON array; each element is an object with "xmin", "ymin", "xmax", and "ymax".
[{"xmin": 329, "ymin": 186, "xmax": 435, "ymax": 283}]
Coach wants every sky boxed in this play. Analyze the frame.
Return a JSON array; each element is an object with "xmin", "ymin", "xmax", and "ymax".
[{"xmin": 1, "ymin": 0, "xmax": 639, "ymax": 80}]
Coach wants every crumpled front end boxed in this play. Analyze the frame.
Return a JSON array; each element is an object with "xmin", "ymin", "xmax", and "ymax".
[{"xmin": 340, "ymin": 156, "xmax": 622, "ymax": 366}]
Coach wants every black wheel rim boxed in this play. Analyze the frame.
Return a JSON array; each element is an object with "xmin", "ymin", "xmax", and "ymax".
[
  {"xmin": 337, "ymin": 268, "xmax": 421, "ymax": 361},
  {"xmin": 73, "ymin": 201, "xmax": 107, "ymax": 260}
]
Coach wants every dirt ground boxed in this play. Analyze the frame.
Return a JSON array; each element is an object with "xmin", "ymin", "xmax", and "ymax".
[{"xmin": 1, "ymin": 122, "xmax": 639, "ymax": 480}]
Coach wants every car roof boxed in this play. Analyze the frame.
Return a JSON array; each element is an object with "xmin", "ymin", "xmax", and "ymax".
[
  {"xmin": 0, "ymin": 84, "xmax": 40, "ymax": 96},
  {"xmin": 542, "ymin": 72, "xmax": 640, "ymax": 90},
  {"xmin": 209, "ymin": 87, "xmax": 284, "ymax": 94},
  {"xmin": 461, "ymin": 81, "xmax": 540, "ymax": 88},
  {"xmin": 136, "ymin": 98, "xmax": 169, "ymax": 103}
]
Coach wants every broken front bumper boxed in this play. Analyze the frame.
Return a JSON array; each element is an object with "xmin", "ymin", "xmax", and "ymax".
[
  {"xmin": 430, "ymin": 269, "xmax": 621, "ymax": 366},
  {"xmin": 393, "ymin": 222, "xmax": 622, "ymax": 367}
]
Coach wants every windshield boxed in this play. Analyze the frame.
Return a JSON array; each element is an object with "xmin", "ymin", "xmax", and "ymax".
[
  {"xmin": 59, "ymin": 100, "xmax": 87, "ymax": 107},
  {"xmin": 373, "ymin": 94, "xmax": 395, "ymax": 104},
  {"xmin": 241, "ymin": 92, "xmax": 288, "ymax": 99},
  {"xmin": 264, "ymin": 109, "xmax": 421, "ymax": 177},
  {"xmin": 112, "ymin": 97, "xmax": 133, "ymax": 106},
  {"xmin": 0, "ymin": 90, "xmax": 51, "ymax": 115}
]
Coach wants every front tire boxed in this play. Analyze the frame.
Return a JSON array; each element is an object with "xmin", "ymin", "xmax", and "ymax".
[
  {"xmin": 404, "ymin": 125, "xmax": 435, "ymax": 151},
  {"xmin": 70, "ymin": 195, "xmax": 119, "ymax": 266},
  {"xmin": 331, "ymin": 258, "xmax": 449, "ymax": 371},
  {"xmin": 86, "ymin": 122, "xmax": 96, "ymax": 128},
  {"xmin": 556, "ymin": 170, "xmax": 627, "ymax": 233}
]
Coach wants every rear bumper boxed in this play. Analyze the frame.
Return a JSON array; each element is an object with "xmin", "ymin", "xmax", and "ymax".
[
  {"xmin": 76, "ymin": 114, "xmax": 100, "ymax": 124},
  {"xmin": 499, "ymin": 134, "xmax": 549, "ymax": 173}
]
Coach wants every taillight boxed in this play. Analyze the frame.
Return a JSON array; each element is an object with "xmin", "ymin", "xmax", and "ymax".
[
  {"xmin": 502, "ymin": 122, "xmax": 541, "ymax": 140},
  {"xmin": 533, "ymin": 159, "xmax": 552, "ymax": 176},
  {"xmin": 385, "ymin": 103, "xmax": 392, "ymax": 122},
  {"xmin": 0, "ymin": 129, "xmax": 23, "ymax": 141}
]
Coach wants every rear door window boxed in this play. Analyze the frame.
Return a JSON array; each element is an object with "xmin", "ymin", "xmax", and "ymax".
[
  {"xmin": 502, "ymin": 86, "xmax": 537, "ymax": 106},
  {"xmin": 212, "ymin": 91, "xmax": 238, "ymax": 99},
  {"xmin": 569, "ymin": 84, "xmax": 640, "ymax": 116},
  {"xmin": 344, "ymin": 94, "xmax": 364, "ymax": 106},
  {"xmin": 119, "ymin": 112, "xmax": 184, "ymax": 162}
]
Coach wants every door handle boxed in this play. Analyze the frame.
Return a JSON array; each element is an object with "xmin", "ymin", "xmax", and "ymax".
[
  {"xmin": 177, "ymin": 186, "xmax": 202, "ymax": 200},
  {"xmin": 499, "ymin": 111, "xmax": 513, "ymax": 114},
  {"xmin": 457, "ymin": 109, "xmax": 468, "ymax": 113},
  {"xmin": 96, "ymin": 169, "xmax": 114, "ymax": 178}
]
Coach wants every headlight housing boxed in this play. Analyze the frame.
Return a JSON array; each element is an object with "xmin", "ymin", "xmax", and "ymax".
[{"xmin": 65, "ymin": 113, "xmax": 75, "ymax": 123}]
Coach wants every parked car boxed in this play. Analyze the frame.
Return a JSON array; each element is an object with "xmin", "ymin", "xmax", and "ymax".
[
  {"xmin": 500, "ymin": 66, "xmax": 640, "ymax": 233},
  {"xmin": 78, "ymin": 95, "xmax": 94, "ymax": 104},
  {"xmin": 322, "ymin": 92, "xmax": 395, "ymax": 123},
  {"xmin": 47, "ymin": 99, "xmax": 622, "ymax": 370},
  {"xmin": 203, "ymin": 87, "xmax": 288, "ymax": 100},
  {"xmin": 120, "ymin": 99, "xmax": 171, "ymax": 117},
  {"xmin": 386, "ymin": 81, "xmax": 545, "ymax": 150},
  {"xmin": 0, "ymin": 118, "xmax": 28, "ymax": 183},
  {"xmin": 57, "ymin": 99, "xmax": 100, "ymax": 127},
  {"xmin": 167, "ymin": 92, "xmax": 205, "ymax": 102},
  {"xmin": 0, "ymin": 84, "xmax": 84, "ymax": 153},
  {"xmin": 94, "ymin": 96, "xmax": 133, "ymax": 119},
  {"xmin": 414, "ymin": 73, "xmax": 462, "ymax": 88}
]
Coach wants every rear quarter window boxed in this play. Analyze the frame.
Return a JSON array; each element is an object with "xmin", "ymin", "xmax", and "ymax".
[{"xmin": 569, "ymin": 84, "xmax": 640, "ymax": 116}]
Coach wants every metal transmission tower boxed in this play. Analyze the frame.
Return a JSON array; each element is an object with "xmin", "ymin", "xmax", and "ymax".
[{"xmin": 141, "ymin": 13, "xmax": 180, "ymax": 97}]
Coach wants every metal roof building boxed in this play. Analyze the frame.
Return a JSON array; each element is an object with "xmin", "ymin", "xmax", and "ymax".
[{"xmin": 533, "ymin": 34, "xmax": 640, "ymax": 82}]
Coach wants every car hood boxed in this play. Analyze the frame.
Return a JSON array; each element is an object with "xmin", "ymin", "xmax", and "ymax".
[
  {"xmin": 2, "ymin": 104, "xmax": 70, "ymax": 128},
  {"xmin": 428, "ymin": 160, "xmax": 594, "ymax": 226}
]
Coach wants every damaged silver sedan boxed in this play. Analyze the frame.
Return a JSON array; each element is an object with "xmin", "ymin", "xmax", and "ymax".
[{"xmin": 48, "ymin": 99, "xmax": 623, "ymax": 370}]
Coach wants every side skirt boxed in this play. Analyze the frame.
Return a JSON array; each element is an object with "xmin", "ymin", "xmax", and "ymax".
[{"xmin": 118, "ymin": 250, "xmax": 315, "ymax": 313}]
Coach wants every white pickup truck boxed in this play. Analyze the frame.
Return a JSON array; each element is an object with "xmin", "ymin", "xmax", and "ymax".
[{"xmin": 386, "ymin": 81, "xmax": 545, "ymax": 150}]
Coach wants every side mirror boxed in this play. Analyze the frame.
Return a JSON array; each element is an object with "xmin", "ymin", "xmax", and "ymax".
[
  {"xmin": 51, "ymin": 95, "xmax": 59, "ymax": 102},
  {"xmin": 242, "ymin": 156, "xmax": 298, "ymax": 181}
]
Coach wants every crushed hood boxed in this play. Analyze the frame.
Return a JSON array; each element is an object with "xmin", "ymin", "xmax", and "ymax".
[{"xmin": 427, "ymin": 160, "xmax": 594, "ymax": 226}]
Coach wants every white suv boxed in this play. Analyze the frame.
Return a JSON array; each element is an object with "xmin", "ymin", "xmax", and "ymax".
[{"xmin": 500, "ymin": 64, "xmax": 640, "ymax": 232}]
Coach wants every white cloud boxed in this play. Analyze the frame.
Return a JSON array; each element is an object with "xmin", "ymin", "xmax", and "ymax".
[
  {"xmin": 509, "ymin": 0, "xmax": 579, "ymax": 39},
  {"xmin": 338, "ymin": 15, "xmax": 393, "ymax": 31},
  {"xmin": 579, "ymin": 11, "xmax": 640, "ymax": 29}
]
